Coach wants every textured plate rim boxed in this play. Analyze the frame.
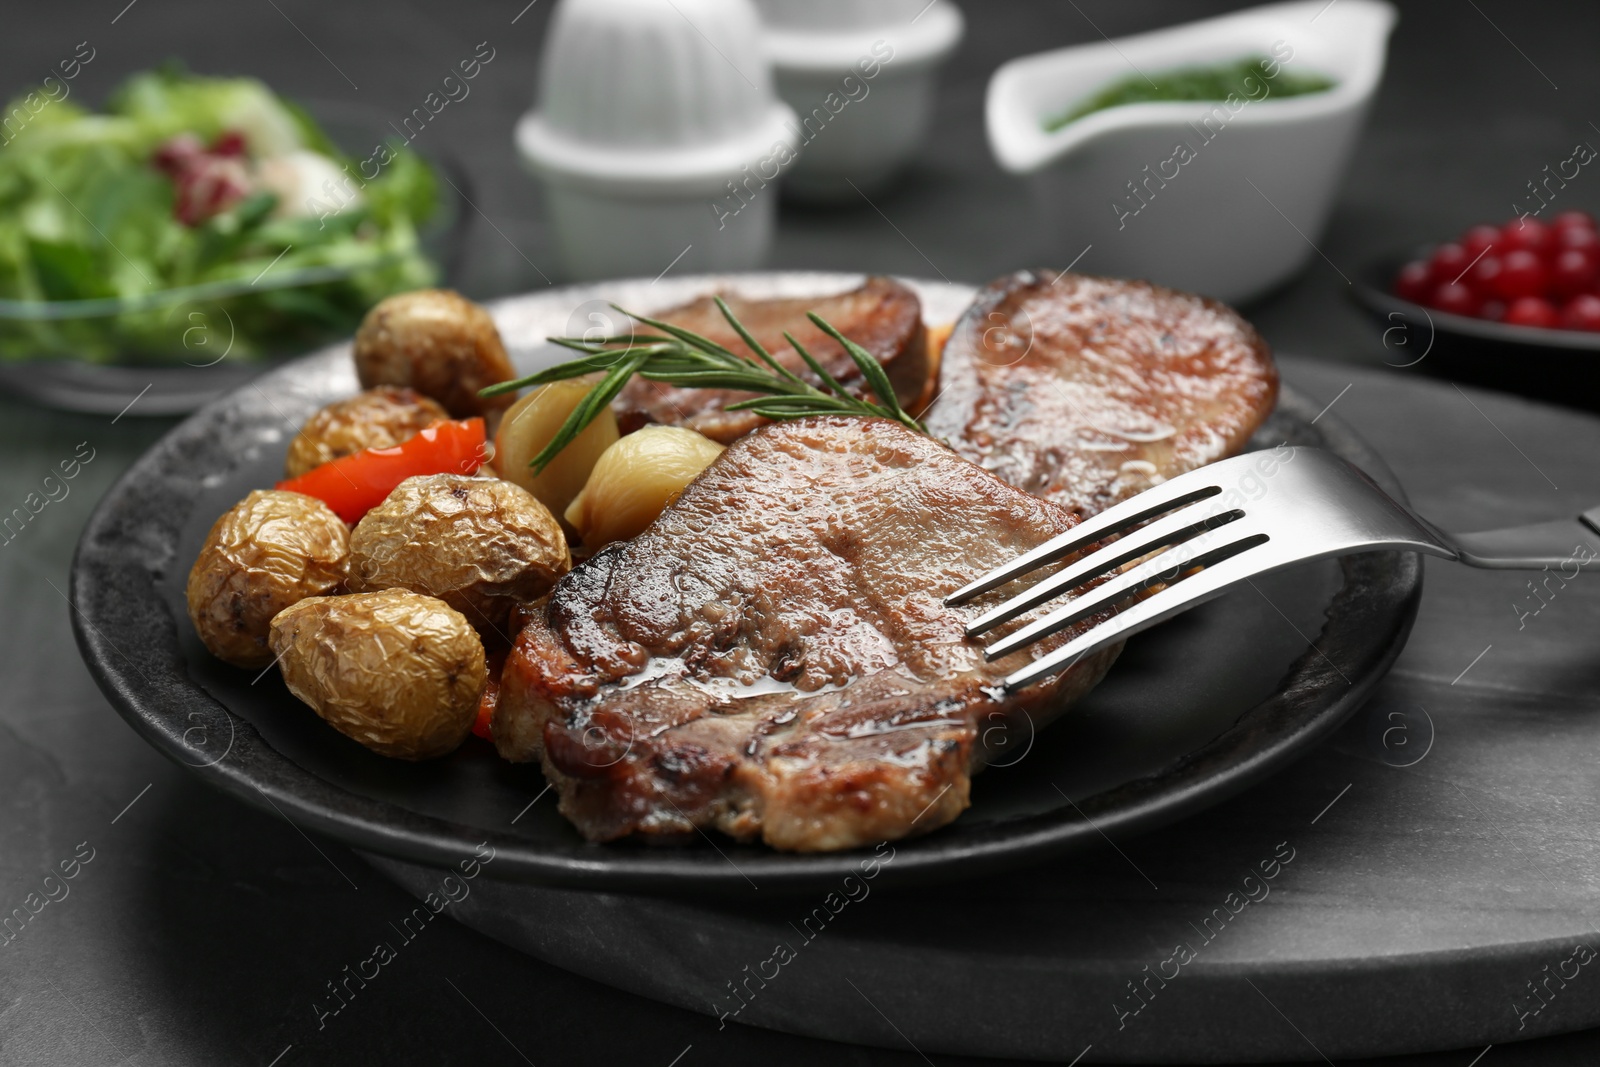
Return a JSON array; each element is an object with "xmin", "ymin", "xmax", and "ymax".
[{"xmin": 70, "ymin": 272, "xmax": 1422, "ymax": 894}]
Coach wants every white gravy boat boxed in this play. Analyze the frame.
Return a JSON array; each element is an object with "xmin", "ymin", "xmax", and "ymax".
[{"xmin": 986, "ymin": 0, "xmax": 1396, "ymax": 304}]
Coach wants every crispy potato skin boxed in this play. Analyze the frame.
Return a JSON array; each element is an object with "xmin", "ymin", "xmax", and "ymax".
[
  {"xmin": 353, "ymin": 290, "xmax": 516, "ymax": 419},
  {"xmin": 269, "ymin": 589, "xmax": 486, "ymax": 760},
  {"xmin": 347, "ymin": 474, "xmax": 570, "ymax": 640},
  {"xmin": 285, "ymin": 387, "xmax": 449, "ymax": 478},
  {"xmin": 186, "ymin": 490, "xmax": 350, "ymax": 668}
]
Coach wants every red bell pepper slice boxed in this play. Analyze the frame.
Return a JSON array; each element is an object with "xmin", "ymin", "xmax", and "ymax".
[
  {"xmin": 472, "ymin": 649, "xmax": 508, "ymax": 742},
  {"xmin": 276, "ymin": 418, "xmax": 487, "ymax": 523}
]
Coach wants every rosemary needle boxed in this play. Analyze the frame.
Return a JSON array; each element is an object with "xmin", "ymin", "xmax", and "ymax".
[{"xmin": 480, "ymin": 297, "xmax": 924, "ymax": 473}]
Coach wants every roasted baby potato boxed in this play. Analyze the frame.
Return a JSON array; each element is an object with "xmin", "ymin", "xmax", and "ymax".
[
  {"xmin": 564, "ymin": 425, "xmax": 724, "ymax": 548},
  {"xmin": 285, "ymin": 386, "xmax": 449, "ymax": 477},
  {"xmin": 353, "ymin": 289, "xmax": 516, "ymax": 419},
  {"xmin": 493, "ymin": 377, "xmax": 620, "ymax": 522},
  {"xmin": 186, "ymin": 489, "xmax": 350, "ymax": 668},
  {"xmin": 347, "ymin": 474, "xmax": 569, "ymax": 638},
  {"xmin": 269, "ymin": 589, "xmax": 486, "ymax": 760}
]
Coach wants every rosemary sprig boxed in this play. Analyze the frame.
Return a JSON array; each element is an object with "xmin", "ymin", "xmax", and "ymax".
[{"xmin": 479, "ymin": 297, "xmax": 924, "ymax": 473}]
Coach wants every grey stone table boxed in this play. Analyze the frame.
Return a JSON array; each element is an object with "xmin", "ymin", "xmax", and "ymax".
[
  {"xmin": 8, "ymin": 0, "xmax": 1600, "ymax": 1064},
  {"xmin": 11, "ymin": 354, "xmax": 1600, "ymax": 1066}
]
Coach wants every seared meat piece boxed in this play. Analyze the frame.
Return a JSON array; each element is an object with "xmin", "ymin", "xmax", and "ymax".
[
  {"xmin": 500, "ymin": 273, "xmax": 1280, "ymax": 852},
  {"xmin": 924, "ymin": 271, "xmax": 1278, "ymax": 517},
  {"xmin": 612, "ymin": 276, "xmax": 928, "ymax": 444},
  {"xmin": 496, "ymin": 417, "xmax": 1119, "ymax": 851}
]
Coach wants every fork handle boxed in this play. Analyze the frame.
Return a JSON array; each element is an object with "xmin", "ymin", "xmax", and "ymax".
[{"xmin": 1441, "ymin": 507, "xmax": 1600, "ymax": 570}]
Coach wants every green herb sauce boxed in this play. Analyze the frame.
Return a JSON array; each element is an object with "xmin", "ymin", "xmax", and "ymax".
[{"xmin": 1044, "ymin": 55, "xmax": 1335, "ymax": 132}]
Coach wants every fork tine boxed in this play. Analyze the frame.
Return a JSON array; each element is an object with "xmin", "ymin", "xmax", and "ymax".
[
  {"xmin": 982, "ymin": 523, "xmax": 1270, "ymax": 661},
  {"xmin": 1000, "ymin": 543, "xmax": 1279, "ymax": 692},
  {"xmin": 964, "ymin": 502, "xmax": 1247, "ymax": 637},
  {"xmin": 943, "ymin": 462, "xmax": 1232, "ymax": 606}
]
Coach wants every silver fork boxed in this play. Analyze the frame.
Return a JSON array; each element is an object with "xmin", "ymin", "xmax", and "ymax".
[{"xmin": 946, "ymin": 447, "xmax": 1600, "ymax": 692}]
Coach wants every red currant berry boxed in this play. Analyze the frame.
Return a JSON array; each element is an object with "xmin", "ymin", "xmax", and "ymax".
[
  {"xmin": 1560, "ymin": 294, "xmax": 1600, "ymax": 331},
  {"xmin": 1465, "ymin": 255, "xmax": 1503, "ymax": 297},
  {"xmin": 1551, "ymin": 210, "xmax": 1596, "ymax": 234},
  {"xmin": 1462, "ymin": 224, "xmax": 1501, "ymax": 259},
  {"xmin": 1479, "ymin": 300, "xmax": 1507, "ymax": 322},
  {"xmin": 1550, "ymin": 249, "xmax": 1598, "ymax": 299},
  {"xmin": 1428, "ymin": 242, "xmax": 1470, "ymax": 283},
  {"xmin": 1394, "ymin": 260, "xmax": 1432, "ymax": 303},
  {"xmin": 1493, "ymin": 249, "xmax": 1548, "ymax": 300},
  {"xmin": 1503, "ymin": 296, "xmax": 1558, "ymax": 329},
  {"xmin": 1429, "ymin": 282, "xmax": 1478, "ymax": 316},
  {"xmin": 1500, "ymin": 218, "xmax": 1552, "ymax": 255},
  {"xmin": 1556, "ymin": 225, "xmax": 1600, "ymax": 254}
]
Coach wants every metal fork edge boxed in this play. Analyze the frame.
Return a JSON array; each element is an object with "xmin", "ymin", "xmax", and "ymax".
[
  {"xmin": 941, "ymin": 459, "xmax": 1281, "ymax": 692},
  {"xmin": 947, "ymin": 447, "xmax": 1600, "ymax": 693}
]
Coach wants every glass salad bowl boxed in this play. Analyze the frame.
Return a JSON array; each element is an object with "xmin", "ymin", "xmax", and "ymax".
[{"xmin": 0, "ymin": 92, "xmax": 468, "ymax": 415}]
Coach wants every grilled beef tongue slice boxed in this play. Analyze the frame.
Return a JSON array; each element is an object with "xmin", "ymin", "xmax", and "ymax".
[
  {"xmin": 924, "ymin": 270, "xmax": 1278, "ymax": 517},
  {"xmin": 500, "ymin": 272, "xmax": 1278, "ymax": 852},
  {"xmin": 496, "ymin": 415, "xmax": 1119, "ymax": 851},
  {"xmin": 611, "ymin": 276, "xmax": 928, "ymax": 444}
]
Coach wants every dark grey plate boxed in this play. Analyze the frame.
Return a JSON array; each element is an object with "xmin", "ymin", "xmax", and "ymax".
[
  {"xmin": 70, "ymin": 273, "xmax": 1422, "ymax": 896},
  {"xmin": 1350, "ymin": 248, "xmax": 1600, "ymax": 413}
]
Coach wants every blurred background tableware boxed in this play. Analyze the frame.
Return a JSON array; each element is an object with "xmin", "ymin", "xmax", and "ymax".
[
  {"xmin": 985, "ymin": 0, "xmax": 1395, "ymax": 304},
  {"xmin": 752, "ymin": 0, "xmax": 964, "ymax": 202},
  {"xmin": 514, "ymin": 0, "xmax": 798, "ymax": 281},
  {"xmin": 1353, "ymin": 242, "xmax": 1600, "ymax": 411}
]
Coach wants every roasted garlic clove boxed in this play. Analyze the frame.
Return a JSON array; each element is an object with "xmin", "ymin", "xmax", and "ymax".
[
  {"xmin": 564, "ymin": 425, "xmax": 724, "ymax": 547},
  {"xmin": 493, "ymin": 377, "xmax": 620, "ymax": 522}
]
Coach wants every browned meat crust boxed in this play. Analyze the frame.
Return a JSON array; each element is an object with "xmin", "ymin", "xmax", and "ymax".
[
  {"xmin": 612, "ymin": 277, "xmax": 928, "ymax": 444},
  {"xmin": 496, "ymin": 417, "xmax": 1119, "ymax": 851},
  {"xmin": 924, "ymin": 271, "xmax": 1278, "ymax": 516}
]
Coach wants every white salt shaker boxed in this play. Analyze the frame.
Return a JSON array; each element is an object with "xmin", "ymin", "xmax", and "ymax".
[
  {"xmin": 516, "ymin": 0, "xmax": 800, "ymax": 281},
  {"xmin": 753, "ymin": 0, "xmax": 964, "ymax": 202}
]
